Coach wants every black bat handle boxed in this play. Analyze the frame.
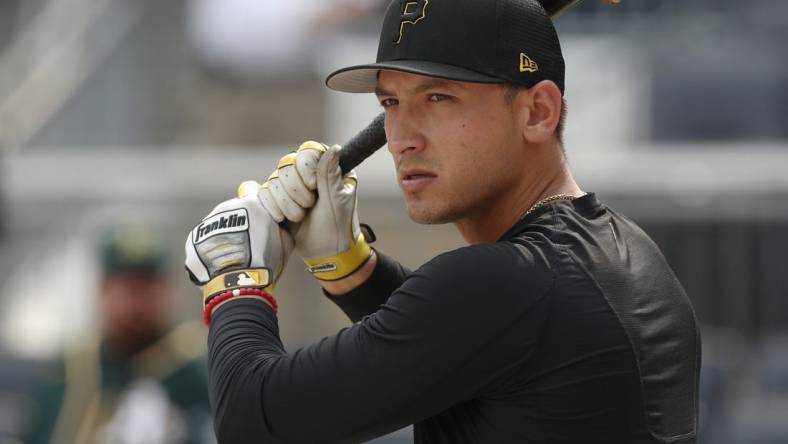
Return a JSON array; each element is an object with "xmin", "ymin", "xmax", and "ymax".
[{"xmin": 339, "ymin": 112, "xmax": 387, "ymax": 175}]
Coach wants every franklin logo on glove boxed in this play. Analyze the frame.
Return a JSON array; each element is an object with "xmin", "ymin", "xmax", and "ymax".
[
  {"xmin": 306, "ymin": 262, "xmax": 338, "ymax": 274},
  {"xmin": 193, "ymin": 209, "xmax": 248, "ymax": 244}
]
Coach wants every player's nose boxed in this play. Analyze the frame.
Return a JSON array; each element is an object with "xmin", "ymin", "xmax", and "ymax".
[{"xmin": 386, "ymin": 111, "xmax": 426, "ymax": 158}]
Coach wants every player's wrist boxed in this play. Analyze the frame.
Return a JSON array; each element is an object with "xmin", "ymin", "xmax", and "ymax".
[
  {"xmin": 201, "ymin": 268, "xmax": 280, "ymax": 325},
  {"xmin": 204, "ymin": 288, "xmax": 278, "ymax": 325},
  {"xmin": 201, "ymin": 268, "xmax": 274, "ymax": 306},
  {"xmin": 320, "ymin": 249, "xmax": 378, "ymax": 296},
  {"xmin": 206, "ymin": 296, "xmax": 276, "ymax": 324},
  {"xmin": 303, "ymin": 233, "xmax": 373, "ymax": 281}
]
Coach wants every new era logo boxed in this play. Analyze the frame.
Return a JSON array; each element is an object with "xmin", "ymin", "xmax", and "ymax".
[
  {"xmin": 193, "ymin": 208, "xmax": 248, "ymax": 244},
  {"xmin": 519, "ymin": 53, "xmax": 538, "ymax": 73}
]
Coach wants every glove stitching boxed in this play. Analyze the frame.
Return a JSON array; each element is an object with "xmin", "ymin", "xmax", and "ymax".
[
  {"xmin": 260, "ymin": 187, "xmax": 285, "ymax": 223},
  {"xmin": 271, "ymin": 179, "xmax": 304, "ymax": 222},
  {"xmin": 281, "ymin": 165, "xmax": 312, "ymax": 209},
  {"xmin": 292, "ymin": 157, "xmax": 317, "ymax": 206},
  {"xmin": 327, "ymin": 154, "xmax": 343, "ymax": 253}
]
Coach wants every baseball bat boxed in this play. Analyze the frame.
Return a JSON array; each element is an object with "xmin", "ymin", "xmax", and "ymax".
[
  {"xmin": 339, "ymin": 112, "xmax": 387, "ymax": 175},
  {"xmin": 337, "ymin": 0, "xmax": 596, "ymax": 174}
]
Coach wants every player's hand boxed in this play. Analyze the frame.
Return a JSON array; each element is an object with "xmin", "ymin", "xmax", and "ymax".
[
  {"xmin": 262, "ymin": 141, "xmax": 372, "ymax": 282},
  {"xmin": 258, "ymin": 141, "xmax": 325, "ymax": 224},
  {"xmin": 184, "ymin": 183, "xmax": 293, "ymax": 310}
]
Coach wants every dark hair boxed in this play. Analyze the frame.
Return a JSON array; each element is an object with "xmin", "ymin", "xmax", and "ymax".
[{"xmin": 502, "ymin": 84, "xmax": 568, "ymax": 151}]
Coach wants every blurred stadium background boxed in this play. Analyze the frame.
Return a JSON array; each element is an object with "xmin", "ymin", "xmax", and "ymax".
[{"xmin": 1, "ymin": 0, "xmax": 787, "ymax": 442}]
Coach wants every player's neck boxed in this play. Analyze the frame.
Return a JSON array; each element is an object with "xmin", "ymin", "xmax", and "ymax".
[{"xmin": 455, "ymin": 151, "xmax": 582, "ymax": 245}]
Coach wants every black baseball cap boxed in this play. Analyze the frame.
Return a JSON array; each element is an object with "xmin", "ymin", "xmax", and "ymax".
[{"xmin": 326, "ymin": 0, "xmax": 565, "ymax": 95}]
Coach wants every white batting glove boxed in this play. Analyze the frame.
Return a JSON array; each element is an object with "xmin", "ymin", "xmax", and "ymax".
[
  {"xmin": 185, "ymin": 182, "xmax": 293, "ymax": 308},
  {"xmin": 258, "ymin": 141, "xmax": 324, "ymax": 224},
  {"xmin": 261, "ymin": 141, "xmax": 372, "ymax": 281}
]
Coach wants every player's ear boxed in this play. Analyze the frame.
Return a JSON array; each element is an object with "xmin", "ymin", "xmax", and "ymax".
[{"xmin": 520, "ymin": 80, "xmax": 562, "ymax": 145}]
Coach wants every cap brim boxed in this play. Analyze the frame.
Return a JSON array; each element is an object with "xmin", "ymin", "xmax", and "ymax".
[{"xmin": 326, "ymin": 60, "xmax": 505, "ymax": 93}]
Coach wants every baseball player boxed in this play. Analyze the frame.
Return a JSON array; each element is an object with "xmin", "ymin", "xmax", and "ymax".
[
  {"xmin": 26, "ymin": 223, "xmax": 213, "ymax": 444},
  {"xmin": 185, "ymin": 0, "xmax": 700, "ymax": 442}
]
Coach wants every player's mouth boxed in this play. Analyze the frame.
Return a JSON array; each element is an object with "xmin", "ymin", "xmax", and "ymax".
[{"xmin": 399, "ymin": 168, "xmax": 437, "ymax": 193}]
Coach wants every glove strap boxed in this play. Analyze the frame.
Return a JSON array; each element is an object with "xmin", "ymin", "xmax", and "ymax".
[
  {"xmin": 202, "ymin": 268, "xmax": 273, "ymax": 307},
  {"xmin": 303, "ymin": 234, "xmax": 372, "ymax": 281}
]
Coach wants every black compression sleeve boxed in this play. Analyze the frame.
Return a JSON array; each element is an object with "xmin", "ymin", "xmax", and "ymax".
[
  {"xmin": 323, "ymin": 250, "xmax": 411, "ymax": 322},
  {"xmin": 208, "ymin": 242, "xmax": 552, "ymax": 443},
  {"xmin": 208, "ymin": 299, "xmax": 284, "ymax": 442}
]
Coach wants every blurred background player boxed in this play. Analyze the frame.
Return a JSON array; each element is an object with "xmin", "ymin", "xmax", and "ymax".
[{"xmin": 21, "ymin": 222, "xmax": 213, "ymax": 444}]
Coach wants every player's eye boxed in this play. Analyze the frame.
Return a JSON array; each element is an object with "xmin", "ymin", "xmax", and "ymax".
[
  {"xmin": 428, "ymin": 93, "xmax": 450, "ymax": 102},
  {"xmin": 380, "ymin": 98, "xmax": 398, "ymax": 108}
]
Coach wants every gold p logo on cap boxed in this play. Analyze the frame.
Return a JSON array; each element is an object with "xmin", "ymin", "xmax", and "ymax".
[{"xmin": 394, "ymin": 0, "xmax": 429, "ymax": 44}]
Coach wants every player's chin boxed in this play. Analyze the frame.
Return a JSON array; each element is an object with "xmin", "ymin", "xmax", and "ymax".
[{"xmin": 404, "ymin": 198, "xmax": 457, "ymax": 225}]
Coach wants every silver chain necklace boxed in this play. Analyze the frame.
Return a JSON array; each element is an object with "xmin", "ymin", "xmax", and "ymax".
[{"xmin": 522, "ymin": 193, "xmax": 583, "ymax": 219}]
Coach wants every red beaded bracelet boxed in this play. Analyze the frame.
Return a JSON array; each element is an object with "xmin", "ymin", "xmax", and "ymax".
[{"xmin": 203, "ymin": 287, "xmax": 278, "ymax": 326}]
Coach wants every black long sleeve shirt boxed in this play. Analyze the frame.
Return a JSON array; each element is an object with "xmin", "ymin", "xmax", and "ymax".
[{"xmin": 207, "ymin": 193, "xmax": 700, "ymax": 443}]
